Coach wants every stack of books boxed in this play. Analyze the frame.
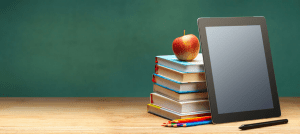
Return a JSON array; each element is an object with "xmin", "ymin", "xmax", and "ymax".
[{"xmin": 147, "ymin": 53, "xmax": 211, "ymax": 120}]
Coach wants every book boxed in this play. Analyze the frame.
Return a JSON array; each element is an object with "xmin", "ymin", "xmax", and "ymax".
[
  {"xmin": 152, "ymin": 73, "xmax": 207, "ymax": 93},
  {"xmin": 150, "ymin": 92, "xmax": 210, "ymax": 113},
  {"xmin": 148, "ymin": 53, "xmax": 209, "ymax": 120},
  {"xmin": 155, "ymin": 53, "xmax": 204, "ymax": 73},
  {"xmin": 155, "ymin": 64, "xmax": 206, "ymax": 83},
  {"xmin": 147, "ymin": 104, "xmax": 211, "ymax": 120},
  {"xmin": 153, "ymin": 84, "xmax": 208, "ymax": 101}
]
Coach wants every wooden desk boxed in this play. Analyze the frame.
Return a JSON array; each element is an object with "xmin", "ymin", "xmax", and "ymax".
[{"xmin": 0, "ymin": 97, "xmax": 299, "ymax": 133}]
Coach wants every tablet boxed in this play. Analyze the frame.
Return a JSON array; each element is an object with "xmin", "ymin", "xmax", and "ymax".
[{"xmin": 197, "ymin": 17, "xmax": 281, "ymax": 124}]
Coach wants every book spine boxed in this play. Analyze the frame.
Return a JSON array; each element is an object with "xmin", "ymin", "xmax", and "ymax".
[
  {"xmin": 155, "ymin": 64, "xmax": 158, "ymax": 74},
  {"xmin": 155, "ymin": 57, "xmax": 158, "ymax": 63},
  {"xmin": 152, "ymin": 74, "xmax": 156, "ymax": 83},
  {"xmin": 148, "ymin": 104, "xmax": 161, "ymax": 109},
  {"xmin": 150, "ymin": 94, "xmax": 153, "ymax": 103}
]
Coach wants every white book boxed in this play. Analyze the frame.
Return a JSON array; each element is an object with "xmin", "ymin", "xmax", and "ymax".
[
  {"xmin": 150, "ymin": 92, "xmax": 210, "ymax": 113},
  {"xmin": 147, "ymin": 103, "xmax": 211, "ymax": 120},
  {"xmin": 156, "ymin": 53, "xmax": 204, "ymax": 73}
]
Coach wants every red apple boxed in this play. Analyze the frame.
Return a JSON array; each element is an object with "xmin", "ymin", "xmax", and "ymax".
[{"xmin": 172, "ymin": 31, "xmax": 200, "ymax": 61}]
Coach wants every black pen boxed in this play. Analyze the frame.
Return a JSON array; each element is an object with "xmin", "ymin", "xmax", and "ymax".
[{"xmin": 239, "ymin": 119, "xmax": 288, "ymax": 130}]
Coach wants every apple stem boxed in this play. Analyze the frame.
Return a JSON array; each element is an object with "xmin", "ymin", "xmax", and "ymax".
[{"xmin": 184, "ymin": 30, "xmax": 185, "ymax": 35}]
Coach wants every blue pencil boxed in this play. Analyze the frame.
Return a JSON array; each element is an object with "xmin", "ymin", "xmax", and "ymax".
[{"xmin": 179, "ymin": 120, "xmax": 212, "ymax": 127}]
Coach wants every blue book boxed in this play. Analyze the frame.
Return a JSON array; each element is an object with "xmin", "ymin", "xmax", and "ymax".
[
  {"xmin": 153, "ymin": 83, "xmax": 208, "ymax": 102},
  {"xmin": 152, "ymin": 73, "xmax": 207, "ymax": 93},
  {"xmin": 155, "ymin": 53, "xmax": 204, "ymax": 73}
]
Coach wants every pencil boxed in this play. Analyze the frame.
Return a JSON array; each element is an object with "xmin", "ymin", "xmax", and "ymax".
[
  {"xmin": 162, "ymin": 120, "xmax": 212, "ymax": 127},
  {"xmin": 162, "ymin": 124, "xmax": 178, "ymax": 127},
  {"xmin": 172, "ymin": 116, "xmax": 210, "ymax": 122},
  {"xmin": 179, "ymin": 120, "xmax": 212, "ymax": 127},
  {"xmin": 162, "ymin": 116, "xmax": 211, "ymax": 126},
  {"xmin": 171, "ymin": 116, "xmax": 211, "ymax": 123}
]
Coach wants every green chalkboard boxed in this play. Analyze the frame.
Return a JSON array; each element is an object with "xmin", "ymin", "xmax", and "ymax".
[{"xmin": 0, "ymin": 0, "xmax": 299, "ymax": 97}]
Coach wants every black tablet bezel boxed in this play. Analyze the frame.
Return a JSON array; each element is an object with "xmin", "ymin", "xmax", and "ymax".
[{"xmin": 197, "ymin": 17, "xmax": 281, "ymax": 124}]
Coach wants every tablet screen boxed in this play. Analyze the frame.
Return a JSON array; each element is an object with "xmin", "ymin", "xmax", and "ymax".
[{"xmin": 205, "ymin": 25, "xmax": 274, "ymax": 114}]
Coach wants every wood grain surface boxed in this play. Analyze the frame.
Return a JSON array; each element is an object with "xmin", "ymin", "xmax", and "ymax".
[{"xmin": 0, "ymin": 97, "xmax": 299, "ymax": 134}]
